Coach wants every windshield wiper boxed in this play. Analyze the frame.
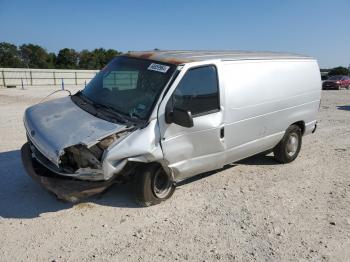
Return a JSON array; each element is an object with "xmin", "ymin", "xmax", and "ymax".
[
  {"xmin": 74, "ymin": 91, "xmax": 130, "ymax": 124},
  {"xmin": 94, "ymin": 103, "xmax": 131, "ymax": 124}
]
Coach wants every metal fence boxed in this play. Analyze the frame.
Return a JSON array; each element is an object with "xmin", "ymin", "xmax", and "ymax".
[{"xmin": 0, "ymin": 68, "xmax": 99, "ymax": 88}]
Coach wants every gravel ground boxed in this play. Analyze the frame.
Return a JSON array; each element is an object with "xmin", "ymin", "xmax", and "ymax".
[{"xmin": 0, "ymin": 87, "xmax": 349, "ymax": 262}]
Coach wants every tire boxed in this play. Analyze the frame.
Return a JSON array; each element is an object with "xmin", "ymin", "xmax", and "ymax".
[
  {"xmin": 273, "ymin": 124, "xmax": 302, "ymax": 164},
  {"xmin": 134, "ymin": 164, "xmax": 175, "ymax": 207}
]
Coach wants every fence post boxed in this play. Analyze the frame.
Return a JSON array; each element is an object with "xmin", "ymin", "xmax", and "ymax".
[
  {"xmin": 29, "ymin": 70, "xmax": 33, "ymax": 85},
  {"xmin": 75, "ymin": 72, "xmax": 78, "ymax": 85},
  {"xmin": 53, "ymin": 71, "xmax": 56, "ymax": 85},
  {"xmin": 1, "ymin": 70, "xmax": 5, "ymax": 87},
  {"xmin": 61, "ymin": 78, "xmax": 64, "ymax": 90}
]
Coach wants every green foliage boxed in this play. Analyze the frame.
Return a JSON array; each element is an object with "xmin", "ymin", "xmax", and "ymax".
[
  {"xmin": 78, "ymin": 49, "xmax": 96, "ymax": 69},
  {"xmin": 0, "ymin": 42, "xmax": 24, "ymax": 67},
  {"xmin": 47, "ymin": 53, "xmax": 57, "ymax": 69},
  {"xmin": 19, "ymin": 44, "xmax": 52, "ymax": 68},
  {"xmin": 0, "ymin": 42, "xmax": 121, "ymax": 69},
  {"xmin": 78, "ymin": 48, "xmax": 121, "ymax": 70},
  {"xmin": 328, "ymin": 66, "xmax": 349, "ymax": 76},
  {"xmin": 56, "ymin": 48, "xmax": 79, "ymax": 69}
]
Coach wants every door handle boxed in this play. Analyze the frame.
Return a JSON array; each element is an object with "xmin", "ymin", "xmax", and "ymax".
[{"xmin": 220, "ymin": 127, "xmax": 224, "ymax": 138}]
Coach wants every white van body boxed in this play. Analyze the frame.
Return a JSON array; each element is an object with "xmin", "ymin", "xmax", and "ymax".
[
  {"xmin": 156, "ymin": 54, "xmax": 321, "ymax": 181},
  {"xmin": 22, "ymin": 51, "xmax": 321, "ymax": 203}
]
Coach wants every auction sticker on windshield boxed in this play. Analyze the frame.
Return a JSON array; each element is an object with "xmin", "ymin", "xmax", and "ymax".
[{"xmin": 148, "ymin": 63, "xmax": 170, "ymax": 73}]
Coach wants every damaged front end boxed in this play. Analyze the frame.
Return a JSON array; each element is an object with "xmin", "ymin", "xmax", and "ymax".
[
  {"xmin": 28, "ymin": 132, "xmax": 128, "ymax": 181},
  {"xmin": 54, "ymin": 131, "xmax": 130, "ymax": 181},
  {"xmin": 21, "ymin": 142, "xmax": 118, "ymax": 202},
  {"xmin": 21, "ymin": 96, "xmax": 138, "ymax": 201},
  {"xmin": 23, "ymin": 96, "xmax": 135, "ymax": 179},
  {"xmin": 23, "ymin": 130, "xmax": 134, "ymax": 202}
]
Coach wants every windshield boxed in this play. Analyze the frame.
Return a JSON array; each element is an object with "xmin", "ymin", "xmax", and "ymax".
[
  {"xmin": 82, "ymin": 56, "xmax": 176, "ymax": 120},
  {"xmin": 328, "ymin": 76, "xmax": 343, "ymax": 80}
]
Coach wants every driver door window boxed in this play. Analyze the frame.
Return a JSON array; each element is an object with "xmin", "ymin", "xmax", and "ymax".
[{"xmin": 173, "ymin": 65, "xmax": 220, "ymax": 117}]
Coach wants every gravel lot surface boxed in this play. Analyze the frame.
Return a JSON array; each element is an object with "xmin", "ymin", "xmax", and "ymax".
[{"xmin": 0, "ymin": 87, "xmax": 349, "ymax": 262}]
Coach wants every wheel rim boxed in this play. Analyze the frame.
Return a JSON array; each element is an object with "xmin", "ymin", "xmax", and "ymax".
[
  {"xmin": 152, "ymin": 169, "xmax": 173, "ymax": 199},
  {"xmin": 286, "ymin": 133, "xmax": 299, "ymax": 157}
]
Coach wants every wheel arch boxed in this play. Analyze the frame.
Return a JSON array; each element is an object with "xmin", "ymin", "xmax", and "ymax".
[{"xmin": 291, "ymin": 121, "xmax": 305, "ymax": 135}]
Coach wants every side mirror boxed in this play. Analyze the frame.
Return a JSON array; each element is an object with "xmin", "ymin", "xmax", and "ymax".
[{"xmin": 165, "ymin": 107, "xmax": 194, "ymax": 128}]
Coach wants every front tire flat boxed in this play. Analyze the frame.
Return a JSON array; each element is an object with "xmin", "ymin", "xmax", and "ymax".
[{"xmin": 134, "ymin": 164, "xmax": 175, "ymax": 207}]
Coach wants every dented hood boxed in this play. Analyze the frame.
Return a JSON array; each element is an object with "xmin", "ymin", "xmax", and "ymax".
[{"xmin": 24, "ymin": 96, "xmax": 126, "ymax": 166}]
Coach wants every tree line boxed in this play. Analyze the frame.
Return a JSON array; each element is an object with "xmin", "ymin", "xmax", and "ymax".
[
  {"xmin": 1, "ymin": 42, "xmax": 348, "ymax": 75},
  {"xmin": 0, "ymin": 42, "xmax": 121, "ymax": 70},
  {"xmin": 326, "ymin": 67, "xmax": 349, "ymax": 76}
]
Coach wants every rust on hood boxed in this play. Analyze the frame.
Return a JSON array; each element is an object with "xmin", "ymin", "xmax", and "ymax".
[{"xmin": 21, "ymin": 143, "xmax": 116, "ymax": 203}]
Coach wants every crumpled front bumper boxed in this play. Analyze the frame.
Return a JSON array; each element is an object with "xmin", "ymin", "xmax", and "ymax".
[{"xmin": 21, "ymin": 142, "xmax": 116, "ymax": 203}]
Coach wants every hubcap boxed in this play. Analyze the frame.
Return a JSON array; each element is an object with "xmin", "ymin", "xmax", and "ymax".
[
  {"xmin": 152, "ymin": 169, "xmax": 172, "ymax": 199},
  {"xmin": 286, "ymin": 133, "xmax": 299, "ymax": 157}
]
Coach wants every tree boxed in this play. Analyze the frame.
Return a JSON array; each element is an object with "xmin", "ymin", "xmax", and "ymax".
[
  {"xmin": 328, "ymin": 66, "xmax": 349, "ymax": 76},
  {"xmin": 78, "ymin": 49, "xmax": 96, "ymax": 69},
  {"xmin": 1, "ymin": 42, "xmax": 121, "ymax": 69},
  {"xmin": 91, "ymin": 48, "xmax": 107, "ymax": 69},
  {"xmin": 78, "ymin": 48, "xmax": 120, "ymax": 69},
  {"xmin": 47, "ymin": 52, "xmax": 57, "ymax": 69},
  {"xmin": 55, "ymin": 48, "xmax": 79, "ymax": 69},
  {"xmin": 104, "ymin": 49, "xmax": 120, "ymax": 65},
  {"xmin": 19, "ymin": 44, "xmax": 51, "ymax": 68},
  {"xmin": 0, "ymin": 42, "xmax": 23, "ymax": 68}
]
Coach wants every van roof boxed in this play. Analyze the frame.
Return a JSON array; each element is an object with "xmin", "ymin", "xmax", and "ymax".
[{"xmin": 124, "ymin": 50, "xmax": 313, "ymax": 65}]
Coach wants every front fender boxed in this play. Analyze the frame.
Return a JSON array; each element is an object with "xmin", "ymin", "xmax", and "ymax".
[{"xmin": 102, "ymin": 119, "xmax": 165, "ymax": 179}]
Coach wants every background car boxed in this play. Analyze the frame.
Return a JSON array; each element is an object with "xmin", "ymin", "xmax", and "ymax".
[{"xmin": 322, "ymin": 75, "xmax": 350, "ymax": 90}]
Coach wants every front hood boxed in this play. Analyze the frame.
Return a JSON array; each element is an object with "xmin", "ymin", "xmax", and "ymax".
[{"xmin": 24, "ymin": 96, "xmax": 127, "ymax": 166}]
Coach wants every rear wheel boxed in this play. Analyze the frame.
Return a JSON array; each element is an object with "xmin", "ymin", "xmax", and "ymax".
[
  {"xmin": 273, "ymin": 124, "xmax": 302, "ymax": 163},
  {"xmin": 134, "ymin": 164, "xmax": 175, "ymax": 206}
]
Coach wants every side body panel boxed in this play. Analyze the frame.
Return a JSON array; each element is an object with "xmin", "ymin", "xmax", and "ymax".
[{"xmin": 222, "ymin": 59, "xmax": 321, "ymax": 164}]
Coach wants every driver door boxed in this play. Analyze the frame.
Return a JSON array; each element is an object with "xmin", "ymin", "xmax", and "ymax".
[{"xmin": 158, "ymin": 64, "xmax": 225, "ymax": 181}]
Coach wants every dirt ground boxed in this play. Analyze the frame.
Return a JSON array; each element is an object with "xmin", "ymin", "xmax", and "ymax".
[{"xmin": 0, "ymin": 86, "xmax": 349, "ymax": 262}]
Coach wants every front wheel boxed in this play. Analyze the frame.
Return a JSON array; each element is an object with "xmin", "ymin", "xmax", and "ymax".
[
  {"xmin": 134, "ymin": 164, "xmax": 175, "ymax": 206},
  {"xmin": 273, "ymin": 124, "xmax": 302, "ymax": 163}
]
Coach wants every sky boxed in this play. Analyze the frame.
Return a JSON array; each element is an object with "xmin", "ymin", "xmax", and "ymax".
[{"xmin": 0, "ymin": 0, "xmax": 349, "ymax": 68}]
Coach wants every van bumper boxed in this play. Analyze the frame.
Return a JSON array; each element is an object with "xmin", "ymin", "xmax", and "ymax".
[
  {"xmin": 21, "ymin": 142, "xmax": 116, "ymax": 202},
  {"xmin": 304, "ymin": 120, "xmax": 318, "ymax": 136}
]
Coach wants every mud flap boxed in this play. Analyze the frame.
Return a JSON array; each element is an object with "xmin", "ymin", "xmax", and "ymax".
[{"xmin": 21, "ymin": 142, "xmax": 116, "ymax": 203}]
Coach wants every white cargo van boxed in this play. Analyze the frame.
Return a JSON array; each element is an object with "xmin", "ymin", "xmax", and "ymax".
[{"xmin": 22, "ymin": 51, "xmax": 321, "ymax": 206}]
